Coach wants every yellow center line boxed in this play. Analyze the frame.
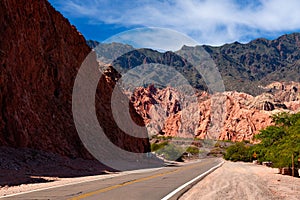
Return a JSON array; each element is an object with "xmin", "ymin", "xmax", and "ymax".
[{"xmin": 69, "ymin": 162, "xmax": 205, "ymax": 200}]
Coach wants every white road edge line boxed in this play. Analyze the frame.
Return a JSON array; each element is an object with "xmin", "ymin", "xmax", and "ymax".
[
  {"xmin": 0, "ymin": 167, "xmax": 164, "ymax": 199},
  {"xmin": 161, "ymin": 161, "xmax": 225, "ymax": 200}
]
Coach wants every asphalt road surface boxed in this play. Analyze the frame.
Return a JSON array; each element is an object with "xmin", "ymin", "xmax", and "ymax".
[{"xmin": 2, "ymin": 158, "xmax": 223, "ymax": 200}]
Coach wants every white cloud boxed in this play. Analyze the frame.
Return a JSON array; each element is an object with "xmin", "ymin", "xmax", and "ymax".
[
  {"xmin": 57, "ymin": 0, "xmax": 300, "ymax": 45},
  {"xmin": 104, "ymin": 27, "xmax": 199, "ymax": 51}
]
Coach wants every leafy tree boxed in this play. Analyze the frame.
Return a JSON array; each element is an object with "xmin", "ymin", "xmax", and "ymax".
[
  {"xmin": 224, "ymin": 112, "xmax": 300, "ymax": 168},
  {"xmin": 253, "ymin": 112, "xmax": 300, "ymax": 168}
]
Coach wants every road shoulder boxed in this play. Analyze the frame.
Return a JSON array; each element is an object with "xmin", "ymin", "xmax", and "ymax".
[{"xmin": 180, "ymin": 161, "xmax": 300, "ymax": 200}]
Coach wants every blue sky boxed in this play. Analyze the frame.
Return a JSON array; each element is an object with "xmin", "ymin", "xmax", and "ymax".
[{"xmin": 49, "ymin": 0, "xmax": 300, "ymax": 46}]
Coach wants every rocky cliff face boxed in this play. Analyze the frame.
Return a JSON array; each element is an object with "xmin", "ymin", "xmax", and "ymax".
[
  {"xmin": 131, "ymin": 82, "xmax": 300, "ymax": 142},
  {"xmin": 0, "ymin": 0, "xmax": 149, "ymax": 159},
  {"xmin": 131, "ymin": 85, "xmax": 184, "ymax": 137},
  {"xmin": 95, "ymin": 65, "xmax": 150, "ymax": 153}
]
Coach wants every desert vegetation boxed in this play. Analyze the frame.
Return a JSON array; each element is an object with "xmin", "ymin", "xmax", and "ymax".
[
  {"xmin": 150, "ymin": 137, "xmax": 203, "ymax": 161},
  {"xmin": 224, "ymin": 112, "xmax": 300, "ymax": 169}
]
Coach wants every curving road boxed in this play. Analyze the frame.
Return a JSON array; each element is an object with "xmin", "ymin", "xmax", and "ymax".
[{"xmin": 2, "ymin": 158, "xmax": 223, "ymax": 200}]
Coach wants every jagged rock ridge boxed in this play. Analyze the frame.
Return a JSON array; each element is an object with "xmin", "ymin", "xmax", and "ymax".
[
  {"xmin": 130, "ymin": 82, "xmax": 300, "ymax": 142},
  {"xmin": 88, "ymin": 33, "xmax": 300, "ymax": 95}
]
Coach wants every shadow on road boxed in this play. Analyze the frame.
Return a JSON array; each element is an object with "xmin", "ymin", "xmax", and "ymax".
[{"xmin": 0, "ymin": 146, "xmax": 114, "ymax": 187}]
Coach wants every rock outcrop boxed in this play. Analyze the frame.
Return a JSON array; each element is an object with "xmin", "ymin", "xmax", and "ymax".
[
  {"xmin": 131, "ymin": 82, "xmax": 300, "ymax": 142},
  {"xmin": 0, "ymin": 0, "xmax": 150, "ymax": 159},
  {"xmin": 263, "ymin": 81, "xmax": 300, "ymax": 102}
]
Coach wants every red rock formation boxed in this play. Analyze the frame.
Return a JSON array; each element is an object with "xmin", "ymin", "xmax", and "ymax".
[
  {"xmin": 0, "ymin": 0, "xmax": 149, "ymax": 159},
  {"xmin": 285, "ymin": 101, "xmax": 300, "ymax": 112},
  {"xmin": 131, "ymin": 86, "xmax": 188, "ymax": 137},
  {"xmin": 131, "ymin": 83, "xmax": 300, "ymax": 142},
  {"xmin": 0, "ymin": 0, "xmax": 90, "ymax": 158},
  {"xmin": 191, "ymin": 91, "xmax": 273, "ymax": 141},
  {"xmin": 264, "ymin": 81, "xmax": 300, "ymax": 102}
]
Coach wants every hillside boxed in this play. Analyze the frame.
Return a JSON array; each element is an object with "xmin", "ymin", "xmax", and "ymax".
[
  {"xmin": 203, "ymin": 34, "xmax": 300, "ymax": 94},
  {"xmin": 86, "ymin": 34, "xmax": 300, "ymax": 141},
  {"xmin": 88, "ymin": 33, "xmax": 300, "ymax": 95}
]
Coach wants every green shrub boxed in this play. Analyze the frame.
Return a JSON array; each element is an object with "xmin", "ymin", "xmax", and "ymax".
[
  {"xmin": 151, "ymin": 141, "xmax": 168, "ymax": 152},
  {"xmin": 186, "ymin": 146, "xmax": 199, "ymax": 155},
  {"xmin": 224, "ymin": 142, "xmax": 252, "ymax": 162},
  {"xmin": 156, "ymin": 143, "xmax": 183, "ymax": 161}
]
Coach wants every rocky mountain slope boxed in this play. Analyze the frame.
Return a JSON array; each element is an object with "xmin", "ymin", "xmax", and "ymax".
[
  {"xmin": 88, "ymin": 33, "xmax": 300, "ymax": 95},
  {"xmin": 130, "ymin": 82, "xmax": 300, "ymax": 141},
  {"xmin": 0, "ymin": 0, "xmax": 149, "ymax": 159},
  {"xmin": 87, "ymin": 34, "xmax": 300, "ymax": 142},
  {"xmin": 203, "ymin": 34, "xmax": 300, "ymax": 94},
  {"xmin": 88, "ymin": 39, "xmax": 300, "ymax": 141}
]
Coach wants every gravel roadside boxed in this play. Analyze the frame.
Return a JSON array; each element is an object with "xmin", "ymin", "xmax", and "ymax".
[{"xmin": 180, "ymin": 161, "xmax": 300, "ymax": 200}]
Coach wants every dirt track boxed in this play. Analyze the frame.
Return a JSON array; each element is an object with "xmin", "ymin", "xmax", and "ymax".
[{"xmin": 180, "ymin": 161, "xmax": 300, "ymax": 200}]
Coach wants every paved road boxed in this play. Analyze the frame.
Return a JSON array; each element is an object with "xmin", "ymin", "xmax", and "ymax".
[{"xmin": 2, "ymin": 158, "xmax": 223, "ymax": 200}]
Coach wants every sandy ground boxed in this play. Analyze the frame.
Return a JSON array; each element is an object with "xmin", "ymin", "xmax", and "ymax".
[{"xmin": 180, "ymin": 161, "xmax": 300, "ymax": 200}]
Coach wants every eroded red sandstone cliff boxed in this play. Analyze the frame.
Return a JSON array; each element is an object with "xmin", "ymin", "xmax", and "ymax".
[
  {"xmin": 0, "ymin": 0, "xmax": 149, "ymax": 159},
  {"xmin": 131, "ymin": 82, "xmax": 300, "ymax": 142},
  {"xmin": 0, "ymin": 0, "xmax": 91, "ymax": 157}
]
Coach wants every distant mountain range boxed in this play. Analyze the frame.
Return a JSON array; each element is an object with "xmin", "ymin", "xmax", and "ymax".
[{"xmin": 87, "ymin": 33, "xmax": 300, "ymax": 95}]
